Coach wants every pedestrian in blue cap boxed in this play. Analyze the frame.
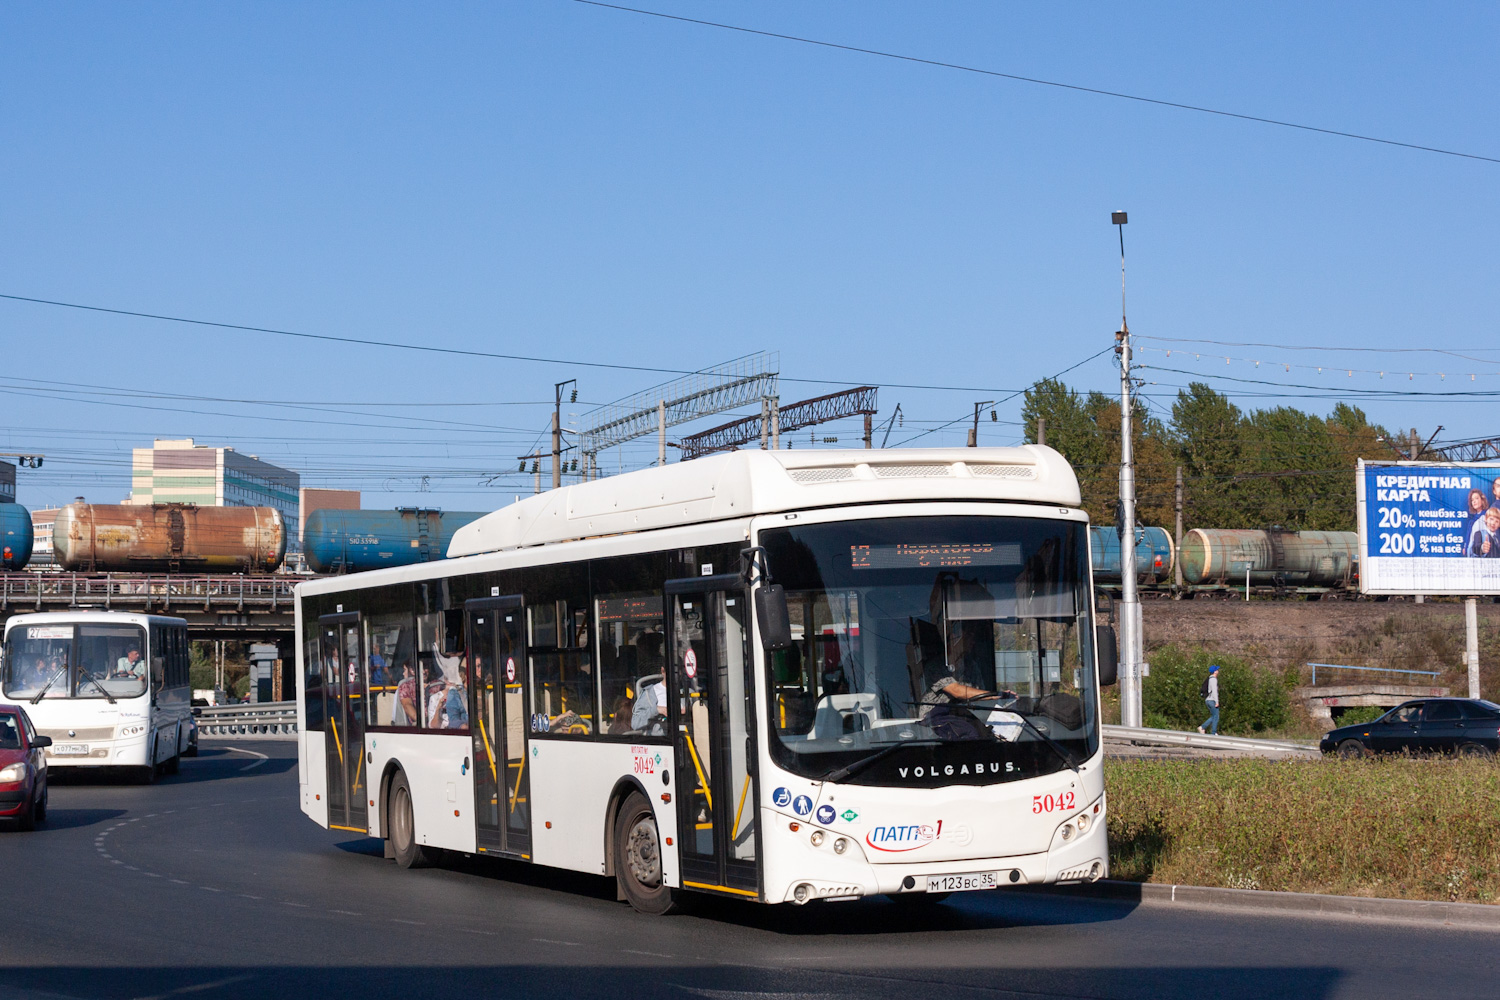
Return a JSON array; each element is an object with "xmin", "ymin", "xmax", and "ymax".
[{"xmin": 1198, "ymin": 664, "xmax": 1220, "ymax": 734}]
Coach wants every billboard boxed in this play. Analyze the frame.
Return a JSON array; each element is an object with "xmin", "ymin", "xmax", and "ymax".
[{"xmin": 1358, "ymin": 459, "xmax": 1500, "ymax": 594}]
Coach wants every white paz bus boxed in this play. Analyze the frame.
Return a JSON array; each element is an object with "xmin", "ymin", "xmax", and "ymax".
[
  {"xmin": 295, "ymin": 447, "xmax": 1117, "ymax": 912},
  {"xmin": 1, "ymin": 611, "xmax": 195, "ymax": 782}
]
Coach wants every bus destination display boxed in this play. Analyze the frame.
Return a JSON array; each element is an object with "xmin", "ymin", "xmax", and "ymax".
[{"xmin": 850, "ymin": 542, "xmax": 1021, "ymax": 570}]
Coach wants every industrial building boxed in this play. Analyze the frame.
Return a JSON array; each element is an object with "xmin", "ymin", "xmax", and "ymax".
[
  {"xmin": 0, "ymin": 460, "xmax": 14, "ymax": 504},
  {"xmin": 127, "ymin": 438, "xmax": 301, "ymax": 549}
]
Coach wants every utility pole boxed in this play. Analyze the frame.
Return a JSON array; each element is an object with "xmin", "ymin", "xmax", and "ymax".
[
  {"xmin": 771, "ymin": 398, "xmax": 781, "ymax": 450},
  {"xmin": 1036, "ymin": 417, "xmax": 1046, "ymax": 448},
  {"xmin": 552, "ymin": 380, "xmax": 575, "ymax": 490},
  {"xmin": 658, "ymin": 400, "xmax": 667, "ymax": 466},
  {"xmin": 968, "ymin": 400, "xmax": 995, "ymax": 447},
  {"xmin": 1112, "ymin": 210, "xmax": 1142, "ymax": 728},
  {"xmin": 1174, "ymin": 466, "xmax": 1185, "ymax": 594},
  {"xmin": 864, "ymin": 413, "xmax": 873, "ymax": 449},
  {"xmin": 1467, "ymin": 597, "xmax": 1480, "ymax": 698}
]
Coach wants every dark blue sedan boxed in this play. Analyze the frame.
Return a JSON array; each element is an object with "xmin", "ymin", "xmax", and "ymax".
[{"xmin": 1321, "ymin": 698, "xmax": 1500, "ymax": 759}]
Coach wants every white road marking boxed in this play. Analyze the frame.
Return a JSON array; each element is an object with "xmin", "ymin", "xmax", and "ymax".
[{"xmin": 220, "ymin": 746, "xmax": 270, "ymax": 770}]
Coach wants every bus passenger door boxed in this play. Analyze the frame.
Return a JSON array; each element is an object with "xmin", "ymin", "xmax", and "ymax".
[
  {"xmin": 465, "ymin": 596, "xmax": 530, "ymax": 858},
  {"xmin": 318, "ymin": 613, "xmax": 368, "ymax": 832},
  {"xmin": 666, "ymin": 575, "xmax": 759, "ymax": 897}
]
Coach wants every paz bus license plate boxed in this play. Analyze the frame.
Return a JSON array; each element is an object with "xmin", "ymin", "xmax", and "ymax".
[
  {"xmin": 51, "ymin": 744, "xmax": 89, "ymax": 755},
  {"xmin": 926, "ymin": 871, "xmax": 1000, "ymax": 893}
]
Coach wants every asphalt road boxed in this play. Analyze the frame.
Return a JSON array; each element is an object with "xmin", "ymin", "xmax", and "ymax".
[{"xmin": 0, "ymin": 740, "xmax": 1494, "ymax": 1000}]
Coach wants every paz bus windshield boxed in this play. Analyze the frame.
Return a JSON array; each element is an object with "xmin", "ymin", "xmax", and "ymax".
[
  {"xmin": 2, "ymin": 623, "xmax": 150, "ymax": 701},
  {"xmin": 759, "ymin": 515, "xmax": 1099, "ymax": 787}
]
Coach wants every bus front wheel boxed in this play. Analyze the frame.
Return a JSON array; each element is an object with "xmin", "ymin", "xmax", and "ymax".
[
  {"xmin": 614, "ymin": 792, "xmax": 677, "ymax": 915},
  {"xmin": 388, "ymin": 771, "xmax": 428, "ymax": 869}
]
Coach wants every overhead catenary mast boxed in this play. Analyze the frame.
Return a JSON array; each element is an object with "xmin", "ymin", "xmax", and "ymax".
[{"xmin": 1112, "ymin": 210, "xmax": 1143, "ymax": 729}]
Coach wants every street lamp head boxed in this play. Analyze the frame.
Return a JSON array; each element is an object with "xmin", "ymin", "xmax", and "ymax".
[{"xmin": 1111, "ymin": 211, "xmax": 1128, "ymax": 225}]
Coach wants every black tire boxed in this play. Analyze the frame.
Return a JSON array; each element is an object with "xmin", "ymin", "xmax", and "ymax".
[
  {"xmin": 1337, "ymin": 739, "xmax": 1366, "ymax": 760},
  {"xmin": 388, "ymin": 771, "xmax": 428, "ymax": 869},
  {"xmin": 15, "ymin": 787, "xmax": 37, "ymax": 832},
  {"xmin": 614, "ymin": 792, "xmax": 676, "ymax": 914},
  {"xmin": 1457, "ymin": 742, "xmax": 1494, "ymax": 760},
  {"xmin": 34, "ymin": 786, "xmax": 46, "ymax": 823},
  {"xmin": 136, "ymin": 736, "xmax": 158, "ymax": 784},
  {"xmin": 163, "ymin": 731, "xmax": 181, "ymax": 775}
]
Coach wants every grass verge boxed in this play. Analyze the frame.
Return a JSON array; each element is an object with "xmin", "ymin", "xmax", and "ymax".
[{"xmin": 1106, "ymin": 757, "xmax": 1500, "ymax": 903}]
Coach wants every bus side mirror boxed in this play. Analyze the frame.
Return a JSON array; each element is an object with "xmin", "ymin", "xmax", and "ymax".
[
  {"xmin": 1096, "ymin": 625, "xmax": 1119, "ymax": 686},
  {"xmin": 755, "ymin": 585, "xmax": 793, "ymax": 651}
]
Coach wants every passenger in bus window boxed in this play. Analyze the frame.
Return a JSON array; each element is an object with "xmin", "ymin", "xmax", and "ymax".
[
  {"xmin": 114, "ymin": 646, "xmax": 144, "ymax": 678},
  {"xmin": 392, "ymin": 662, "xmax": 417, "ymax": 726},
  {"xmin": 443, "ymin": 662, "xmax": 469, "ymax": 730}
]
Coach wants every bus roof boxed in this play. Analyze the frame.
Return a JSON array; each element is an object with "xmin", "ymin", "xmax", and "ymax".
[
  {"xmin": 448, "ymin": 445, "xmax": 1079, "ymax": 557},
  {"xmin": 2, "ymin": 611, "xmax": 188, "ymax": 633}
]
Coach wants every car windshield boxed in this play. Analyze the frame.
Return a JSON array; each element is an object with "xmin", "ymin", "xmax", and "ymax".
[
  {"xmin": 759, "ymin": 515, "xmax": 1099, "ymax": 787},
  {"xmin": 2, "ymin": 623, "xmax": 149, "ymax": 700}
]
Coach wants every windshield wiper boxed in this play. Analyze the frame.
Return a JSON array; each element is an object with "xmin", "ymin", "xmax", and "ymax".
[
  {"xmin": 819, "ymin": 738, "xmax": 946, "ymax": 784},
  {"xmin": 1011, "ymin": 711, "xmax": 1080, "ymax": 773},
  {"xmin": 958, "ymin": 696, "xmax": 1080, "ymax": 773},
  {"xmin": 30, "ymin": 666, "xmax": 67, "ymax": 704},
  {"xmin": 76, "ymin": 666, "xmax": 117, "ymax": 704}
]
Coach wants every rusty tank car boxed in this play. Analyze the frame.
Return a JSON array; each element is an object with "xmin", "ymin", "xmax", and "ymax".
[{"xmin": 52, "ymin": 503, "xmax": 286, "ymax": 573}]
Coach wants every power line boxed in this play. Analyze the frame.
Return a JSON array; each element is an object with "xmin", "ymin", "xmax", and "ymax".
[
  {"xmin": 573, "ymin": 0, "xmax": 1500, "ymax": 167},
  {"xmin": 0, "ymin": 291, "xmax": 1042, "ymax": 394},
  {"xmin": 891, "ymin": 345, "xmax": 1113, "ymax": 446},
  {"xmin": 1137, "ymin": 334, "xmax": 1500, "ymax": 363}
]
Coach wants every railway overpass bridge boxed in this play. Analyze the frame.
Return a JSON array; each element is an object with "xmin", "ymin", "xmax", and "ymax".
[{"xmin": 0, "ymin": 571, "xmax": 309, "ymax": 640}]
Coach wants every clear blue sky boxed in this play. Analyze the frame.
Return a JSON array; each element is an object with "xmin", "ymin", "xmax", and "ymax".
[{"xmin": 3, "ymin": 1, "xmax": 1497, "ymax": 511}]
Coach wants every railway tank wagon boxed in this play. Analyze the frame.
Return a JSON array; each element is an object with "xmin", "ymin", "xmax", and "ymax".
[
  {"xmin": 0, "ymin": 504, "xmax": 33, "ymax": 570},
  {"xmin": 1179, "ymin": 528, "xmax": 1358, "ymax": 588},
  {"xmin": 52, "ymin": 502, "xmax": 286, "ymax": 574},
  {"xmin": 1088, "ymin": 525, "xmax": 1173, "ymax": 585},
  {"xmin": 302, "ymin": 508, "xmax": 487, "ymax": 573}
]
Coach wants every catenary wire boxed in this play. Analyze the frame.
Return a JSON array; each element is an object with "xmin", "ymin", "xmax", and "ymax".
[{"xmin": 572, "ymin": 0, "xmax": 1500, "ymax": 166}]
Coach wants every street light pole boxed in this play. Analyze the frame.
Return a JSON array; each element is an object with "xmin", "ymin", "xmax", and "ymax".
[{"xmin": 1112, "ymin": 210, "xmax": 1142, "ymax": 728}]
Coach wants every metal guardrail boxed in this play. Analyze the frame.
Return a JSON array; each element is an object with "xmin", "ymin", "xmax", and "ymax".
[
  {"xmin": 1306, "ymin": 662, "xmax": 1441, "ymax": 685},
  {"xmin": 195, "ymin": 701, "xmax": 298, "ymax": 738},
  {"xmin": 1103, "ymin": 724, "xmax": 1318, "ymax": 757}
]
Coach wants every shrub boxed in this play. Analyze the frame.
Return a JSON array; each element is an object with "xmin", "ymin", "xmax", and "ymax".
[
  {"xmin": 1107, "ymin": 757, "xmax": 1500, "ymax": 903},
  {"xmin": 1334, "ymin": 705, "xmax": 1387, "ymax": 726},
  {"xmin": 1141, "ymin": 644, "xmax": 1290, "ymax": 734}
]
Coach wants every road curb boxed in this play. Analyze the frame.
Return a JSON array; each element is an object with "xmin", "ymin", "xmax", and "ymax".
[{"xmin": 1044, "ymin": 879, "xmax": 1500, "ymax": 930}]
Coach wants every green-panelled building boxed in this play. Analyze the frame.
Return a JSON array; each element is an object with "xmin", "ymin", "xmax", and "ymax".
[{"xmin": 128, "ymin": 438, "xmax": 301, "ymax": 550}]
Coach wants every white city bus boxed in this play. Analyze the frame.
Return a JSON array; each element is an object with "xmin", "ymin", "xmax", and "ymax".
[
  {"xmin": 1, "ymin": 611, "xmax": 195, "ymax": 782},
  {"xmin": 295, "ymin": 447, "xmax": 1117, "ymax": 912}
]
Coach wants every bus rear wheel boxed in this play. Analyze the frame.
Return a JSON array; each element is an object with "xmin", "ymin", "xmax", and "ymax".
[
  {"xmin": 388, "ymin": 771, "xmax": 428, "ymax": 869},
  {"xmin": 614, "ymin": 792, "xmax": 677, "ymax": 915}
]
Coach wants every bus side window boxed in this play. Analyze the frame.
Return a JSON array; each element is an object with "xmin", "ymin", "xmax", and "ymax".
[{"xmin": 150, "ymin": 625, "xmax": 167, "ymax": 691}]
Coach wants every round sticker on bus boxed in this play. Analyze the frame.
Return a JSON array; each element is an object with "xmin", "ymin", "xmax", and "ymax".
[
  {"xmin": 505, "ymin": 657, "xmax": 516, "ymax": 683},
  {"xmin": 684, "ymin": 648, "xmax": 697, "ymax": 678}
]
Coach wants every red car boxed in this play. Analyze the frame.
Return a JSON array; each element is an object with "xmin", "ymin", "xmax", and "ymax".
[{"xmin": 0, "ymin": 704, "xmax": 50, "ymax": 830}]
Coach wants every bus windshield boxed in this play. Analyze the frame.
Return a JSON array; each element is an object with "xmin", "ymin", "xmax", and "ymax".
[
  {"xmin": 2, "ymin": 623, "xmax": 150, "ymax": 701},
  {"xmin": 759, "ymin": 515, "xmax": 1099, "ymax": 787}
]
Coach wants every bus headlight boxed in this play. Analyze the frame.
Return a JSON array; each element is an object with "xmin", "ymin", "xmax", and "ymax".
[
  {"xmin": 833, "ymin": 837, "xmax": 848, "ymax": 855},
  {"xmin": 118, "ymin": 725, "xmax": 146, "ymax": 738},
  {"xmin": 810, "ymin": 831, "xmax": 825, "ymax": 847},
  {"xmin": 1075, "ymin": 812, "xmax": 1091, "ymax": 833},
  {"xmin": 0, "ymin": 763, "xmax": 27, "ymax": 783},
  {"xmin": 1059, "ymin": 822, "xmax": 1075, "ymax": 842}
]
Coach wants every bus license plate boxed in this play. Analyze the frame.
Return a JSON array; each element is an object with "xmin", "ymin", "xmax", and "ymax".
[
  {"xmin": 51, "ymin": 744, "xmax": 89, "ymax": 756},
  {"xmin": 926, "ymin": 871, "xmax": 1000, "ymax": 893}
]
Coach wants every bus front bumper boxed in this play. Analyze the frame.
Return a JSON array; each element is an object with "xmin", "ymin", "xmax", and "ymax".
[{"xmin": 766, "ymin": 811, "xmax": 1109, "ymax": 904}]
